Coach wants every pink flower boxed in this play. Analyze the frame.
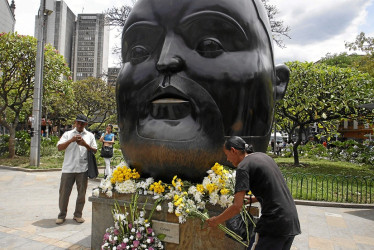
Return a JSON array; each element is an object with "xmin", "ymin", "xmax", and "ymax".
[
  {"xmin": 103, "ymin": 233, "xmax": 110, "ymax": 240},
  {"xmin": 148, "ymin": 248, "xmax": 154, "ymax": 250},
  {"xmin": 136, "ymin": 232, "xmax": 142, "ymax": 239},
  {"xmin": 148, "ymin": 237, "xmax": 154, "ymax": 243},
  {"xmin": 128, "ymin": 223, "xmax": 132, "ymax": 229},
  {"xmin": 133, "ymin": 240, "xmax": 140, "ymax": 247},
  {"xmin": 147, "ymin": 228, "xmax": 153, "ymax": 234},
  {"xmin": 114, "ymin": 229, "xmax": 120, "ymax": 235}
]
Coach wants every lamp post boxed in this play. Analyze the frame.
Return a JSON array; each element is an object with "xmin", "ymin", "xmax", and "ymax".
[{"xmin": 30, "ymin": 0, "xmax": 50, "ymax": 166}]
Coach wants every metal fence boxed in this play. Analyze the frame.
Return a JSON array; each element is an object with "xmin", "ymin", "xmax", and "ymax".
[{"xmin": 282, "ymin": 172, "xmax": 374, "ymax": 204}]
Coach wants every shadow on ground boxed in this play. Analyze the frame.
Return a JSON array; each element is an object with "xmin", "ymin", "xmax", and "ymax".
[
  {"xmin": 345, "ymin": 209, "xmax": 374, "ymax": 221},
  {"xmin": 32, "ymin": 218, "xmax": 85, "ymax": 228}
]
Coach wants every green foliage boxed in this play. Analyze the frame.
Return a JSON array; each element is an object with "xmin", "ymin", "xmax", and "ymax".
[
  {"xmin": 293, "ymin": 140, "xmax": 374, "ymax": 166},
  {"xmin": 344, "ymin": 32, "xmax": 374, "ymax": 78},
  {"xmin": 0, "ymin": 131, "xmax": 30, "ymax": 156},
  {"xmin": 0, "ymin": 32, "xmax": 72, "ymax": 157},
  {"xmin": 276, "ymin": 61, "xmax": 374, "ymax": 164},
  {"xmin": 71, "ymin": 77, "xmax": 116, "ymax": 129},
  {"xmin": 40, "ymin": 136, "xmax": 64, "ymax": 157},
  {"xmin": 319, "ymin": 52, "xmax": 363, "ymax": 68}
]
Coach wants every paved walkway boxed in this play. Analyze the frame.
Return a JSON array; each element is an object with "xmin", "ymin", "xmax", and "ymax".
[{"xmin": 0, "ymin": 167, "xmax": 374, "ymax": 250}]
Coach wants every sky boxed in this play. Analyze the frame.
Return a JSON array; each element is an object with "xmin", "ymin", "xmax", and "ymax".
[{"xmin": 11, "ymin": 0, "xmax": 374, "ymax": 66}]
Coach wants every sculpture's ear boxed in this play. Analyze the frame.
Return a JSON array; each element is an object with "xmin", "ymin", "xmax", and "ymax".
[{"xmin": 275, "ymin": 64, "xmax": 290, "ymax": 100}]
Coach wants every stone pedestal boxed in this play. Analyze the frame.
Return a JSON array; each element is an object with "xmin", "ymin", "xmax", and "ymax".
[{"xmin": 89, "ymin": 194, "xmax": 246, "ymax": 250}]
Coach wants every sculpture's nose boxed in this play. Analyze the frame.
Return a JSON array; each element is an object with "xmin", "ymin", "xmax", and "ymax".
[{"xmin": 156, "ymin": 35, "xmax": 185, "ymax": 75}]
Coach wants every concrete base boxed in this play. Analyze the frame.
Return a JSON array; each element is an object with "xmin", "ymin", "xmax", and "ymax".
[{"xmin": 89, "ymin": 193, "xmax": 246, "ymax": 250}]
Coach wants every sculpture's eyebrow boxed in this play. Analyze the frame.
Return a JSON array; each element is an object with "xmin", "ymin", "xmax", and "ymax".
[
  {"xmin": 123, "ymin": 21, "xmax": 159, "ymax": 36},
  {"xmin": 179, "ymin": 10, "xmax": 248, "ymax": 40}
]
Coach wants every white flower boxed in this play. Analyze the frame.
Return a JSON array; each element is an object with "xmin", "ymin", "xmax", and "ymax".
[
  {"xmin": 131, "ymin": 228, "xmax": 135, "ymax": 233},
  {"xmin": 168, "ymin": 202, "xmax": 174, "ymax": 213},
  {"xmin": 141, "ymin": 244, "xmax": 147, "ymax": 248},
  {"xmin": 106, "ymin": 190, "xmax": 113, "ymax": 197},
  {"xmin": 123, "ymin": 238, "xmax": 129, "ymax": 243},
  {"xmin": 130, "ymin": 235, "xmax": 134, "ymax": 240},
  {"xmin": 140, "ymin": 211, "xmax": 145, "ymax": 217},
  {"xmin": 178, "ymin": 215, "xmax": 186, "ymax": 224},
  {"xmin": 113, "ymin": 247, "xmax": 116, "ymax": 250},
  {"xmin": 322, "ymin": 113, "xmax": 327, "ymax": 119},
  {"xmin": 209, "ymin": 192, "xmax": 219, "ymax": 205},
  {"xmin": 115, "ymin": 180, "xmax": 136, "ymax": 194},
  {"xmin": 92, "ymin": 188, "xmax": 100, "ymax": 197},
  {"xmin": 147, "ymin": 238, "xmax": 151, "ymax": 243},
  {"xmin": 156, "ymin": 205, "xmax": 162, "ymax": 211}
]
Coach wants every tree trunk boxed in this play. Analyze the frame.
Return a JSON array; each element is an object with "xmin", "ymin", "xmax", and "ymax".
[
  {"xmin": 8, "ymin": 126, "xmax": 16, "ymax": 158},
  {"xmin": 293, "ymin": 126, "xmax": 304, "ymax": 165}
]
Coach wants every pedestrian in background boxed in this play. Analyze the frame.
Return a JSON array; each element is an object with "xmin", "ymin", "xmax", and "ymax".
[
  {"xmin": 100, "ymin": 124, "xmax": 115, "ymax": 177},
  {"xmin": 55, "ymin": 114, "xmax": 97, "ymax": 224}
]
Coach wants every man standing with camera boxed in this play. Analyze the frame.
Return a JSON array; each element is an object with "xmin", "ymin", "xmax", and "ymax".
[{"xmin": 55, "ymin": 114, "xmax": 97, "ymax": 224}]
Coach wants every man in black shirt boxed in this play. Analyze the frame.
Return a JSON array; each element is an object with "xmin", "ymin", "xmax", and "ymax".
[{"xmin": 207, "ymin": 136, "xmax": 300, "ymax": 250}]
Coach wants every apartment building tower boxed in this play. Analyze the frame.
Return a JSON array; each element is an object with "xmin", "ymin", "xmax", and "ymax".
[
  {"xmin": 35, "ymin": 0, "xmax": 76, "ymax": 68},
  {"xmin": 0, "ymin": 0, "xmax": 16, "ymax": 33},
  {"xmin": 72, "ymin": 13, "xmax": 109, "ymax": 81}
]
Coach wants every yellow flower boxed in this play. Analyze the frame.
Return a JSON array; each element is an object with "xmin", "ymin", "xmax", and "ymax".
[
  {"xmin": 172, "ymin": 175, "xmax": 178, "ymax": 187},
  {"xmin": 174, "ymin": 198, "xmax": 183, "ymax": 206},
  {"xmin": 206, "ymin": 183, "xmax": 217, "ymax": 194},
  {"xmin": 247, "ymin": 191, "xmax": 252, "ymax": 195},
  {"xmin": 173, "ymin": 195, "xmax": 179, "ymax": 201},
  {"xmin": 149, "ymin": 180, "xmax": 166, "ymax": 194},
  {"xmin": 220, "ymin": 188, "xmax": 229, "ymax": 195},
  {"xmin": 196, "ymin": 184, "xmax": 204, "ymax": 194}
]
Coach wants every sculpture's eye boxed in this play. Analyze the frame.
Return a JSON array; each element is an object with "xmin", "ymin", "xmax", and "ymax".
[
  {"xmin": 196, "ymin": 38, "xmax": 224, "ymax": 58},
  {"xmin": 130, "ymin": 46, "xmax": 150, "ymax": 64}
]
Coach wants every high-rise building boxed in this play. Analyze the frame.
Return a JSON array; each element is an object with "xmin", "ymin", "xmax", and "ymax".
[
  {"xmin": 34, "ymin": 0, "xmax": 75, "ymax": 68},
  {"xmin": 71, "ymin": 13, "xmax": 109, "ymax": 81},
  {"xmin": 107, "ymin": 67, "xmax": 120, "ymax": 86},
  {"xmin": 0, "ymin": 0, "xmax": 16, "ymax": 33}
]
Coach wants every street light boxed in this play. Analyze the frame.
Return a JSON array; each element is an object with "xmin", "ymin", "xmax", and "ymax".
[{"xmin": 29, "ymin": 0, "xmax": 52, "ymax": 166}]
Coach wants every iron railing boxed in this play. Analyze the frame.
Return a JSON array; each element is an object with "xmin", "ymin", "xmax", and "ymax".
[
  {"xmin": 111, "ymin": 156, "xmax": 125, "ymax": 167},
  {"xmin": 282, "ymin": 172, "xmax": 374, "ymax": 204}
]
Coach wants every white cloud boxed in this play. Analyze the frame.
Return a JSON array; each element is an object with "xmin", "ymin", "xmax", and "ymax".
[
  {"xmin": 11, "ymin": 0, "xmax": 374, "ymax": 66},
  {"xmin": 271, "ymin": 0, "xmax": 374, "ymax": 64}
]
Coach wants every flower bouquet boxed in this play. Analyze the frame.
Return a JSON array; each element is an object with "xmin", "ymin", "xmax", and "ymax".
[
  {"xmin": 95, "ymin": 162, "xmax": 256, "ymax": 248},
  {"xmin": 101, "ymin": 193, "xmax": 165, "ymax": 250}
]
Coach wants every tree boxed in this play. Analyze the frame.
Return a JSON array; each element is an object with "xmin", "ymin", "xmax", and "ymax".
[
  {"xmin": 105, "ymin": 0, "xmax": 290, "ymax": 48},
  {"xmin": 275, "ymin": 61, "xmax": 374, "ymax": 165},
  {"xmin": 261, "ymin": 0, "xmax": 291, "ymax": 48},
  {"xmin": 319, "ymin": 52, "xmax": 362, "ymax": 69},
  {"xmin": 71, "ymin": 77, "xmax": 116, "ymax": 129},
  {"xmin": 344, "ymin": 32, "xmax": 374, "ymax": 78},
  {"xmin": 0, "ymin": 32, "xmax": 72, "ymax": 158}
]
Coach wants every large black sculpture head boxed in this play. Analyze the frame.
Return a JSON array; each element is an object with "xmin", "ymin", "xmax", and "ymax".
[{"xmin": 117, "ymin": 0, "xmax": 289, "ymax": 182}]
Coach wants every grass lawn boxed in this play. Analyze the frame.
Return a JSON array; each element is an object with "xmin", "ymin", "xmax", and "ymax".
[{"xmin": 275, "ymin": 157, "xmax": 374, "ymax": 177}]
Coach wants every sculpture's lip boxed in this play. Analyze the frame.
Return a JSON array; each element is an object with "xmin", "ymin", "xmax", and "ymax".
[
  {"xmin": 151, "ymin": 97, "xmax": 189, "ymax": 104},
  {"xmin": 137, "ymin": 82, "xmax": 201, "ymax": 141}
]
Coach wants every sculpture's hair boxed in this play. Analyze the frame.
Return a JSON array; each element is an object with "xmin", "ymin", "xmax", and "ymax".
[{"xmin": 224, "ymin": 136, "xmax": 254, "ymax": 154}]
